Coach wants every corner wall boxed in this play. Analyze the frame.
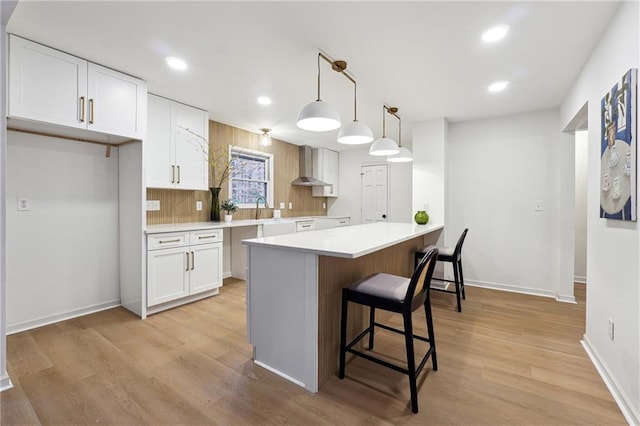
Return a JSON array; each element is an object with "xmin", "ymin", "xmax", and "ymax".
[
  {"xmin": 560, "ymin": 2, "xmax": 639, "ymax": 422},
  {"xmin": 447, "ymin": 109, "xmax": 575, "ymax": 298}
]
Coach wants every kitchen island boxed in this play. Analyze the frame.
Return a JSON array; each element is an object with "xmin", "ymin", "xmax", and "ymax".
[{"xmin": 242, "ymin": 222, "xmax": 443, "ymax": 392}]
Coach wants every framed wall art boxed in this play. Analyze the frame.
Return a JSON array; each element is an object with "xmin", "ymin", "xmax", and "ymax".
[{"xmin": 600, "ymin": 68, "xmax": 637, "ymax": 221}]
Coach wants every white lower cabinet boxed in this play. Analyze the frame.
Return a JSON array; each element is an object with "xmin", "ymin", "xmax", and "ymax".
[{"xmin": 147, "ymin": 229, "xmax": 222, "ymax": 308}]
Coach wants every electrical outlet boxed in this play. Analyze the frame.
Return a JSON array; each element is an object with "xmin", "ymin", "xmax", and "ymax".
[
  {"xmin": 323, "ymin": 202, "xmax": 326, "ymax": 209},
  {"xmin": 17, "ymin": 197, "xmax": 30, "ymax": 211},
  {"xmin": 280, "ymin": 202, "xmax": 285, "ymax": 209},
  {"xmin": 608, "ymin": 319, "xmax": 615, "ymax": 341},
  {"xmin": 146, "ymin": 200, "xmax": 160, "ymax": 211},
  {"xmin": 196, "ymin": 201, "xmax": 203, "ymax": 211},
  {"xmin": 288, "ymin": 202, "xmax": 293, "ymax": 209}
]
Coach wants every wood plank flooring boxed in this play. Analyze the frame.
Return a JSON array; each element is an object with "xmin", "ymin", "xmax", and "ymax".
[{"xmin": 0, "ymin": 280, "xmax": 626, "ymax": 425}]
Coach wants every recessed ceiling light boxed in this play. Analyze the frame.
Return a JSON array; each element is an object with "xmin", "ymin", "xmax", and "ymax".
[
  {"xmin": 482, "ymin": 25, "xmax": 510, "ymax": 43},
  {"xmin": 488, "ymin": 81, "xmax": 509, "ymax": 92},
  {"xmin": 166, "ymin": 57, "xmax": 187, "ymax": 71},
  {"xmin": 257, "ymin": 96, "xmax": 272, "ymax": 105}
]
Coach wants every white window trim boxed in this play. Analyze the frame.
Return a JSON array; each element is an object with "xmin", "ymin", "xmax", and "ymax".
[{"xmin": 228, "ymin": 145, "xmax": 274, "ymax": 209}]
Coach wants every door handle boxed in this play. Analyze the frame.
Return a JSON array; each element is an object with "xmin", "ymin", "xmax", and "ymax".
[
  {"xmin": 177, "ymin": 165, "xmax": 181, "ymax": 184},
  {"xmin": 172, "ymin": 165, "xmax": 175, "ymax": 183},
  {"xmin": 191, "ymin": 251, "xmax": 195, "ymax": 270},
  {"xmin": 89, "ymin": 98, "xmax": 95, "ymax": 124},
  {"xmin": 382, "ymin": 214, "xmax": 387, "ymax": 219},
  {"xmin": 185, "ymin": 252, "xmax": 190, "ymax": 271}
]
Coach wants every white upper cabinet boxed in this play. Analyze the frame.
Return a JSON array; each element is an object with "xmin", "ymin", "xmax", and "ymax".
[
  {"xmin": 312, "ymin": 148, "xmax": 339, "ymax": 197},
  {"xmin": 8, "ymin": 35, "xmax": 146, "ymax": 140},
  {"xmin": 146, "ymin": 94, "xmax": 209, "ymax": 191}
]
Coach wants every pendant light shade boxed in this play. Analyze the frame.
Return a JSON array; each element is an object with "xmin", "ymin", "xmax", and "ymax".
[
  {"xmin": 369, "ymin": 105, "xmax": 400, "ymax": 156},
  {"xmin": 387, "ymin": 146, "xmax": 413, "ymax": 162},
  {"xmin": 297, "ymin": 100, "xmax": 341, "ymax": 131},
  {"xmin": 369, "ymin": 137, "xmax": 399, "ymax": 156},
  {"xmin": 337, "ymin": 121, "xmax": 374, "ymax": 144}
]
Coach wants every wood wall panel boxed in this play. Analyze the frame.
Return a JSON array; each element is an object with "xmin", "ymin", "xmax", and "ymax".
[
  {"xmin": 147, "ymin": 120, "xmax": 327, "ymax": 224},
  {"xmin": 317, "ymin": 230, "xmax": 442, "ymax": 388}
]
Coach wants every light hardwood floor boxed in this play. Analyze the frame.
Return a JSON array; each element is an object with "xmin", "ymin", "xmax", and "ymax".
[{"xmin": 1, "ymin": 280, "xmax": 626, "ymax": 425}]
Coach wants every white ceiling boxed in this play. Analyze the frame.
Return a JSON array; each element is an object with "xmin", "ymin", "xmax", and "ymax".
[{"xmin": 7, "ymin": 1, "xmax": 618, "ymax": 152}]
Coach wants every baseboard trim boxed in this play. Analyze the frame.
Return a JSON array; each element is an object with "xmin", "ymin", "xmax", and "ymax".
[
  {"xmin": 581, "ymin": 336, "xmax": 640, "ymax": 425},
  {"xmin": 7, "ymin": 299, "xmax": 121, "ymax": 335},
  {"xmin": 465, "ymin": 279, "xmax": 557, "ymax": 299},
  {"xmin": 0, "ymin": 373, "xmax": 13, "ymax": 392},
  {"xmin": 556, "ymin": 292, "xmax": 577, "ymax": 304},
  {"xmin": 254, "ymin": 359, "xmax": 306, "ymax": 389},
  {"xmin": 223, "ymin": 271, "xmax": 232, "ymax": 279}
]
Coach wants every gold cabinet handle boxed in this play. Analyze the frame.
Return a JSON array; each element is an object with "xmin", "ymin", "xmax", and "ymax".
[
  {"xmin": 159, "ymin": 238, "xmax": 180, "ymax": 244},
  {"xmin": 198, "ymin": 235, "xmax": 218, "ymax": 240},
  {"xmin": 191, "ymin": 251, "xmax": 195, "ymax": 271},
  {"xmin": 185, "ymin": 252, "xmax": 190, "ymax": 271},
  {"xmin": 177, "ymin": 165, "xmax": 181, "ymax": 184},
  {"xmin": 171, "ymin": 165, "xmax": 175, "ymax": 184},
  {"xmin": 89, "ymin": 98, "xmax": 94, "ymax": 124},
  {"xmin": 79, "ymin": 97, "xmax": 86, "ymax": 123}
]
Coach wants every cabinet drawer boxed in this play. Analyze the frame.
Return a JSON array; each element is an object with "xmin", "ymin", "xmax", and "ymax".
[
  {"xmin": 148, "ymin": 232, "xmax": 188, "ymax": 250},
  {"xmin": 190, "ymin": 229, "xmax": 223, "ymax": 245},
  {"xmin": 335, "ymin": 218, "xmax": 350, "ymax": 227},
  {"xmin": 296, "ymin": 221, "xmax": 315, "ymax": 232}
]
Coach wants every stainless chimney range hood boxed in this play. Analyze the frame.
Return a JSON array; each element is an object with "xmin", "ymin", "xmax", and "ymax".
[{"xmin": 291, "ymin": 145, "xmax": 329, "ymax": 187}]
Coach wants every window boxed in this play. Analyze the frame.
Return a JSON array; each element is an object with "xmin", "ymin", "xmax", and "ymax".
[{"xmin": 229, "ymin": 146, "xmax": 274, "ymax": 208}]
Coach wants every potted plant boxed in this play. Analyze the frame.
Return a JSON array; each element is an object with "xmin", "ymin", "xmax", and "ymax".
[{"xmin": 220, "ymin": 199, "xmax": 238, "ymax": 222}]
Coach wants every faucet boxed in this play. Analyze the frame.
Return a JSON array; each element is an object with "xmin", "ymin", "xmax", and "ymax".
[{"xmin": 255, "ymin": 195, "xmax": 269, "ymax": 220}]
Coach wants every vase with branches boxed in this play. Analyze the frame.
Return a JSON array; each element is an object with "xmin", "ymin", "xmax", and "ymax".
[{"xmin": 179, "ymin": 126, "xmax": 245, "ymax": 221}]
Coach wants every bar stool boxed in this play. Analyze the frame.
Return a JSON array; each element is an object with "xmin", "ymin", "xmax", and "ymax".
[
  {"xmin": 339, "ymin": 246, "xmax": 439, "ymax": 413},
  {"xmin": 415, "ymin": 228, "xmax": 468, "ymax": 312}
]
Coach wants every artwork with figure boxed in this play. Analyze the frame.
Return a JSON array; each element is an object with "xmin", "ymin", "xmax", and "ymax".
[{"xmin": 600, "ymin": 68, "xmax": 637, "ymax": 221}]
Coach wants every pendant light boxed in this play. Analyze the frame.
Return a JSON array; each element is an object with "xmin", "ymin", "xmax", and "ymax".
[
  {"xmin": 386, "ymin": 110, "xmax": 412, "ymax": 162},
  {"xmin": 297, "ymin": 53, "xmax": 341, "ymax": 131},
  {"xmin": 369, "ymin": 105, "xmax": 400, "ymax": 156},
  {"xmin": 336, "ymin": 68, "xmax": 374, "ymax": 144},
  {"xmin": 259, "ymin": 128, "xmax": 272, "ymax": 146}
]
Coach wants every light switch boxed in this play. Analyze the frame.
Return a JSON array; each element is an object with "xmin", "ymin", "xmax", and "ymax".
[
  {"xmin": 280, "ymin": 202, "xmax": 285, "ymax": 209},
  {"xmin": 196, "ymin": 201, "xmax": 203, "ymax": 211},
  {"xmin": 288, "ymin": 202, "xmax": 293, "ymax": 209},
  {"xmin": 17, "ymin": 197, "xmax": 30, "ymax": 211}
]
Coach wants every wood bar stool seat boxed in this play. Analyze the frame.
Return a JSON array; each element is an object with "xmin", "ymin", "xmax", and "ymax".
[
  {"xmin": 339, "ymin": 246, "xmax": 439, "ymax": 413},
  {"xmin": 415, "ymin": 228, "xmax": 468, "ymax": 312}
]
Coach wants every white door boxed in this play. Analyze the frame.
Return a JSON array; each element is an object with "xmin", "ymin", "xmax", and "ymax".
[
  {"xmin": 147, "ymin": 247, "xmax": 189, "ymax": 306},
  {"xmin": 87, "ymin": 62, "xmax": 146, "ymax": 139},
  {"xmin": 9, "ymin": 35, "xmax": 88, "ymax": 129},
  {"xmin": 174, "ymin": 102, "xmax": 209, "ymax": 190},
  {"xmin": 189, "ymin": 243, "xmax": 223, "ymax": 294},
  {"xmin": 361, "ymin": 164, "xmax": 388, "ymax": 222},
  {"xmin": 146, "ymin": 94, "xmax": 175, "ymax": 188}
]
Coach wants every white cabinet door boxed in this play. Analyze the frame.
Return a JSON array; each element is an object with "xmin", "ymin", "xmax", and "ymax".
[
  {"xmin": 146, "ymin": 94, "xmax": 175, "ymax": 188},
  {"xmin": 190, "ymin": 243, "xmax": 223, "ymax": 294},
  {"xmin": 146, "ymin": 95, "xmax": 209, "ymax": 190},
  {"xmin": 9, "ymin": 35, "xmax": 88, "ymax": 129},
  {"xmin": 147, "ymin": 246, "xmax": 190, "ymax": 306},
  {"xmin": 174, "ymin": 102, "xmax": 209, "ymax": 190},
  {"xmin": 87, "ymin": 62, "xmax": 146, "ymax": 139}
]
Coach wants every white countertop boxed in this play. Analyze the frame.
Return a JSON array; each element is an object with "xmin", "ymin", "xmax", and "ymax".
[
  {"xmin": 242, "ymin": 222, "xmax": 443, "ymax": 259},
  {"xmin": 145, "ymin": 216, "xmax": 350, "ymax": 234}
]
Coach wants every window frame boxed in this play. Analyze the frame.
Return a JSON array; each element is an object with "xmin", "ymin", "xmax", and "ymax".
[{"xmin": 228, "ymin": 145, "xmax": 274, "ymax": 209}]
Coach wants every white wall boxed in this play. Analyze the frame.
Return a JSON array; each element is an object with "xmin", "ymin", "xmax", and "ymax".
[
  {"xmin": 574, "ymin": 130, "xmax": 588, "ymax": 282},
  {"xmin": 412, "ymin": 118, "xmax": 447, "ymax": 227},
  {"xmin": 6, "ymin": 132, "xmax": 121, "ymax": 333},
  {"xmin": 560, "ymin": 2, "xmax": 639, "ymax": 422},
  {"xmin": 328, "ymin": 146, "xmax": 413, "ymax": 224},
  {"xmin": 447, "ymin": 109, "xmax": 575, "ymax": 298}
]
